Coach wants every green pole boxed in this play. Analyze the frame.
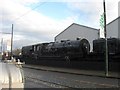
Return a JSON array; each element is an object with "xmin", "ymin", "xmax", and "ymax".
[{"xmin": 103, "ymin": 0, "xmax": 108, "ymax": 76}]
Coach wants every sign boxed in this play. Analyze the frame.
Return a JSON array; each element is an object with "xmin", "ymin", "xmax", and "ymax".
[
  {"xmin": 99, "ymin": 13, "xmax": 105, "ymax": 38},
  {"xmin": 100, "ymin": 13, "xmax": 104, "ymax": 30}
]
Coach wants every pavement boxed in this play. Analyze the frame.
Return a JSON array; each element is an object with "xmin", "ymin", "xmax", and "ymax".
[{"xmin": 23, "ymin": 64, "xmax": 120, "ymax": 79}]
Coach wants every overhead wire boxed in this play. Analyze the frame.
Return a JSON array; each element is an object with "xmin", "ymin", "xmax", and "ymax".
[
  {"xmin": 2, "ymin": 1, "xmax": 47, "ymax": 37},
  {"xmin": 13, "ymin": 1, "xmax": 47, "ymax": 21}
]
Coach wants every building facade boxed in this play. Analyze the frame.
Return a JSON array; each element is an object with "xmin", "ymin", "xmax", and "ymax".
[{"xmin": 106, "ymin": 17, "xmax": 120, "ymax": 38}]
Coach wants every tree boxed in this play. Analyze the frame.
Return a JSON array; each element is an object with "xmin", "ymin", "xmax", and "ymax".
[{"xmin": 13, "ymin": 49, "xmax": 21, "ymax": 56}]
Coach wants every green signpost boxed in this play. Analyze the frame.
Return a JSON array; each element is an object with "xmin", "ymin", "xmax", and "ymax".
[{"xmin": 100, "ymin": 0, "xmax": 108, "ymax": 77}]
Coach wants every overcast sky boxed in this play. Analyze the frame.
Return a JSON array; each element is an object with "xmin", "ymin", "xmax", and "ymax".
[{"xmin": 0, "ymin": 0, "xmax": 119, "ymax": 50}]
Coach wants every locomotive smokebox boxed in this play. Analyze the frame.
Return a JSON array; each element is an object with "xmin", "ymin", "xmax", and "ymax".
[
  {"xmin": 63, "ymin": 38, "xmax": 90, "ymax": 57},
  {"xmin": 79, "ymin": 39, "xmax": 90, "ymax": 55}
]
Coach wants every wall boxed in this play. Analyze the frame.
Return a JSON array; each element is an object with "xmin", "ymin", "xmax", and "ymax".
[{"xmin": 106, "ymin": 17, "xmax": 119, "ymax": 38}]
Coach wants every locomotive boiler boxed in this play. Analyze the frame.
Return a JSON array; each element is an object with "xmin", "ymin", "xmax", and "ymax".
[{"xmin": 46, "ymin": 38, "xmax": 90, "ymax": 60}]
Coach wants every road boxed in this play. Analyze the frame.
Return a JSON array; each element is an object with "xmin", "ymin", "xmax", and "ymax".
[{"xmin": 23, "ymin": 67, "xmax": 119, "ymax": 89}]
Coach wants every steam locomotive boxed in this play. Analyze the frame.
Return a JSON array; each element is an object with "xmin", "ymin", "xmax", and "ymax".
[
  {"xmin": 22, "ymin": 38, "xmax": 90, "ymax": 61},
  {"xmin": 22, "ymin": 38, "xmax": 120, "ymax": 63}
]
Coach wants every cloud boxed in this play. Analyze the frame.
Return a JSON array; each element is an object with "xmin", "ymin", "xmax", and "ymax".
[
  {"xmin": 1, "ymin": 0, "xmax": 77, "ymax": 49},
  {"xmin": 118, "ymin": 1, "xmax": 120, "ymax": 16},
  {"xmin": 7, "ymin": 0, "xmax": 40, "ymax": 6},
  {"xmin": 67, "ymin": 0, "xmax": 119, "ymax": 28},
  {"xmin": 66, "ymin": 0, "xmax": 119, "ymax": 38}
]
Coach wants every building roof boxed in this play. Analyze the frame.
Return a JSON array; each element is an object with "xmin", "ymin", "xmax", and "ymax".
[
  {"xmin": 55, "ymin": 23, "xmax": 99, "ymax": 39},
  {"xmin": 107, "ymin": 16, "xmax": 120, "ymax": 26}
]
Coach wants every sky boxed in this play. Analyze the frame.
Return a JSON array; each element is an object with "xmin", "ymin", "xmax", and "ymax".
[{"xmin": 0, "ymin": 0, "xmax": 120, "ymax": 50}]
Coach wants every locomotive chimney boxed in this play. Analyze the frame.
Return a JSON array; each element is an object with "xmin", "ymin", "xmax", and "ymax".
[{"xmin": 76, "ymin": 37, "xmax": 81, "ymax": 40}]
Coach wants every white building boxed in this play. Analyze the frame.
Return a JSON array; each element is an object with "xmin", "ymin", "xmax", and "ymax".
[
  {"xmin": 55, "ymin": 23, "xmax": 99, "ymax": 51},
  {"xmin": 106, "ymin": 17, "xmax": 120, "ymax": 38}
]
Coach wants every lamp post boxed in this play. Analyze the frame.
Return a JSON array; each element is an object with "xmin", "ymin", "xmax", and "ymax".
[
  {"xmin": 0, "ymin": 38, "xmax": 3, "ymax": 53},
  {"xmin": 0, "ymin": 38, "xmax": 3, "ymax": 59}
]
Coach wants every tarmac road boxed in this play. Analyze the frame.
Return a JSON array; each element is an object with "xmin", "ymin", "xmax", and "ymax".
[{"xmin": 23, "ymin": 67, "xmax": 120, "ymax": 88}]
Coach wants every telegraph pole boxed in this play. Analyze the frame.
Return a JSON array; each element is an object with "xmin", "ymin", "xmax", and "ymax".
[
  {"xmin": 103, "ymin": 0, "xmax": 108, "ymax": 76},
  {"xmin": 11, "ymin": 24, "xmax": 13, "ymax": 59},
  {"xmin": 1, "ymin": 38, "xmax": 3, "ymax": 54}
]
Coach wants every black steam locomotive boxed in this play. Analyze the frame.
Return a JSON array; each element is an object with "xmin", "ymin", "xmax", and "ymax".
[
  {"xmin": 22, "ymin": 38, "xmax": 90, "ymax": 61},
  {"xmin": 22, "ymin": 38, "xmax": 120, "ymax": 62}
]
